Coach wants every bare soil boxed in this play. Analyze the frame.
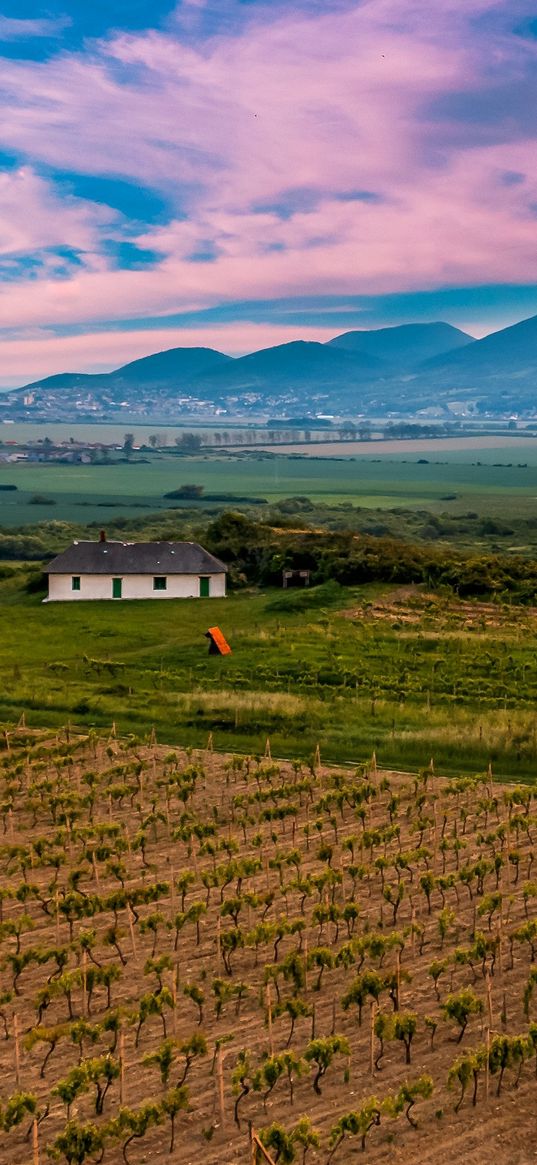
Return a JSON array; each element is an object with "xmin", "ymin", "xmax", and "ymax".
[{"xmin": 0, "ymin": 727, "xmax": 535, "ymax": 1165}]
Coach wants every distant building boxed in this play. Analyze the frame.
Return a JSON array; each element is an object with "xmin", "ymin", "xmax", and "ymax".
[{"xmin": 44, "ymin": 535, "xmax": 227, "ymax": 602}]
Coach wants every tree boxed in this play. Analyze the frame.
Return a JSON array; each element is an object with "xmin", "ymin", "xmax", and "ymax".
[
  {"xmin": 258, "ymin": 1122, "xmax": 295, "ymax": 1164},
  {"xmin": 374, "ymin": 1011, "xmax": 394, "ymax": 1070},
  {"xmin": 123, "ymin": 434, "xmax": 135, "ymax": 461},
  {"xmin": 48, "ymin": 1119, "xmax": 104, "ymax": 1164},
  {"xmin": 108, "ymin": 1101, "xmax": 163, "ymax": 1165},
  {"xmin": 175, "ymin": 433, "xmax": 203, "ymax": 453},
  {"xmin": 341, "ymin": 972, "xmax": 384, "ymax": 1026},
  {"xmin": 442, "ymin": 988, "xmax": 483, "ymax": 1043},
  {"xmin": 389, "ymin": 1074, "xmax": 433, "ymax": 1127},
  {"xmin": 394, "ymin": 1013, "xmax": 418, "ymax": 1064},
  {"xmin": 328, "ymin": 1099, "xmax": 382, "ymax": 1160},
  {"xmin": 161, "ymin": 1086, "xmax": 189, "ymax": 1152},
  {"xmin": 304, "ymin": 1035, "xmax": 350, "ymax": 1095}
]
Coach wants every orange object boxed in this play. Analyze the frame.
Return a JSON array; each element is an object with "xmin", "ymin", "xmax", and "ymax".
[{"xmin": 206, "ymin": 626, "xmax": 232, "ymax": 655}]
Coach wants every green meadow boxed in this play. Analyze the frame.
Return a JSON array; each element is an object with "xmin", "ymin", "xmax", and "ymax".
[
  {"xmin": 2, "ymin": 437, "xmax": 537, "ymax": 525},
  {"xmin": 2, "ymin": 570, "xmax": 537, "ymax": 782}
]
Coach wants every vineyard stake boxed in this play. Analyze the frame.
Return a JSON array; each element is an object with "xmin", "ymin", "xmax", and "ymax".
[
  {"xmin": 32, "ymin": 1117, "xmax": 39, "ymax": 1165},
  {"xmin": 369, "ymin": 1001, "xmax": 377, "ymax": 1075},
  {"xmin": 485, "ymin": 971, "xmax": 493, "ymax": 1029},
  {"xmin": 216, "ymin": 917, "xmax": 222, "ymax": 970},
  {"xmin": 266, "ymin": 984, "xmax": 274, "ymax": 1055},
  {"xmin": 127, "ymin": 905, "xmax": 137, "ymax": 956},
  {"xmin": 216, "ymin": 1045, "xmax": 225, "ymax": 1131},
  {"xmin": 119, "ymin": 1031, "xmax": 126, "ymax": 1105},
  {"xmin": 82, "ymin": 950, "xmax": 88, "ymax": 1017},
  {"xmin": 13, "ymin": 1013, "xmax": 20, "ymax": 1087}
]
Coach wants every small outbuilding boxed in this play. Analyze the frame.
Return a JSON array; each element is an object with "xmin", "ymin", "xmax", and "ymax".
[{"xmin": 44, "ymin": 535, "xmax": 227, "ymax": 601}]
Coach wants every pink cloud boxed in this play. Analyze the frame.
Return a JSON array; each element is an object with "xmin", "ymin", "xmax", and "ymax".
[
  {"xmin": 0, "ymin": 0, "xmax": 536, "ymax": 380},
  {"xmin": 0, "ymin": 322, "xmax": 339, "ymax": 387}
]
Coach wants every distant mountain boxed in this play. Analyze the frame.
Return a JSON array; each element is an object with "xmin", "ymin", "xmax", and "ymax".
[
  {"xmin": 104, "ymin": 346, "xmax": 233, "ymax": 391},
  {"xmin": 7, "ymin": 315, "xmax": 537, "ymax": 418},
  {"xmin": 411, "ymin": 313, "xmax": 537, "ymax": 412},
  {"xmin": 328, "ymin": 322, "xmax": 474, "ymax": 365},
  {"xmin": 192, "ymin": 340, "xmax": 384, "ymax": 398},
  {"xmin": 20, "ymin": 347, "xmax": 232, "ymax": 401}
]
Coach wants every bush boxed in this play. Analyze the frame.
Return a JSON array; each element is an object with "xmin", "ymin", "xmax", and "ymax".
[{"xmin": 266, "ymin": 581, "xmax": 344, "ymax": 612}]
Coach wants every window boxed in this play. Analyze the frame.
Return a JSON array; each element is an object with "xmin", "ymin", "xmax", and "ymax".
[
  {"xmin": 199, "ymin": 576, "xmax": 210, "ymax": 598},
  {"xmin": 153, "ymin": 576, "xmax": 167, "ymax": 591},
  {"xmin": 72, "ymin": 576, "xmax": 80, "ymax": 591},
  {"xmin": 112, "ymin": 578, "xmax": 122, "ymax": 599}
]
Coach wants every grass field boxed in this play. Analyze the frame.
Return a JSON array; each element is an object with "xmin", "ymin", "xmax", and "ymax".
[
  {"xmin": 0, "ymin": 727, "xmax": 536, "ymax": 1165},
  {"xmin": 2, "ymin": 575, "xmax": 537, "ymax": 781},
  {"xmin": 2, "ymin": 436, "xmax": 537, "ymax": 526}
]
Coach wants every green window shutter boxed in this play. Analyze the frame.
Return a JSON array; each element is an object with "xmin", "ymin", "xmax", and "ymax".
[
  {"xmin": 199, "ymin": 576, "xmax": 210, "ymax": 598},
  {"xmin": 72, "ymin": 576, "xmax": 80, "ymax": 591},
  {"xmin": 112, "ymin": 578, "xmax": 122, "ymax": 599}
]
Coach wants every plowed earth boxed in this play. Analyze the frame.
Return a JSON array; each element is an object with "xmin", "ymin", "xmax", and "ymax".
[{"xmin": 0, "ymin": 727, "xmax": 535, "ymax": 1165}]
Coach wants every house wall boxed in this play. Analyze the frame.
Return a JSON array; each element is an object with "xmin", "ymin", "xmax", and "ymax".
[{"xmin": 46, "ymin": 572, "xmax": 227, "ymax": 601}]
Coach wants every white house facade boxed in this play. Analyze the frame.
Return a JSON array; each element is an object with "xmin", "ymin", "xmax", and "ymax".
[{"xmin": 45, "ymin": 538, "xmax": 227, "ymax": 601}]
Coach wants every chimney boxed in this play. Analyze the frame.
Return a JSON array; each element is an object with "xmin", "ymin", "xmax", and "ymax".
[{"xmin": 99, "ymin": 529, "xmax": 106, "ymax": 542}]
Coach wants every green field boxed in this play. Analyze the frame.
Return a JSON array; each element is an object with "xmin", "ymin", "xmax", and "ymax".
[
  {"xmin": 2, "ymin": 437, "xmax": 537, "ymax": 526},
  {"xmin": 2, "ymin": 571, "xmax": 537, "ymax": 781}
]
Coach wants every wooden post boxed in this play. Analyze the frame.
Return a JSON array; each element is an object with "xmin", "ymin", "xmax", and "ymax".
[
  {"xmin": 82, "ymin": 950, "xmax": 88, "ymax": 1017},
  {"xmin": 266, "ymin": 985, "xmax": 274, "ymax": 1056},
  {"xmin": 32, "ymin": 1117, "xmax": 39, "ymax": 1165},
  {"xmin": 207, "ymin": 732, "xmax": 213, "ymax": 752},
  {"xmin": 396, "ymin": 950, "xmax": 401, "ymax": 1008},
  {"xmin": 172, "ymin": 979, "xmax": 178, "ymax": 1038},
  {"xmin": 216, "ymin": 917, "xmax": 221, "ymax": 970},
  {"xmin": 92, "ymin": 851, "xmax": 100, "ymax": 889},
  {"xmin": 496, "ymin": 919, "xmax": 503, "ymax": 980},
  {"xmin": 264, "ymin": 737, "xmax": 272, "ymax": 761},
  {"xmin": 248, "ymin": 1123, "xmax": 256, "ymax": 1165},
  {"xmin": 119, "ymin": 1031, "xmax": 126, "ymax": 1105},
  {"xmin": 314, "ymin": 743, "xmax": 321, "ymax": 771},
  {"xmin": 485, "ymin": 1027, "xmax": 490, "ymax": 1101},
  {"xmin": 252, "ymin": 1131, "xmax": 279, "ymax": 1165},
  {"xmin": 127, "ymin": 905, "xmax": 137, "ymax": 957},
  {"xmin": 13, "ymin": 1014, "xmax": 20, "ymax": 1087},
  {"xmin": 485, "ymin": 971, "xmax": 493, "ymax": 1029},
  {"xmin": 369, "ymin": 1002, "xmax": 376, "ymax": 1075},
  {"xmin": 303, "ymin": 937, "xmax": 309, "ymax": 993},
  {"xmin": 216, "ymin": 1046, "xmax": 225, "ymax": 1130}
]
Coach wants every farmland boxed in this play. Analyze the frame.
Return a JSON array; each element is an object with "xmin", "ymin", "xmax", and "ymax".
[
  {"xmin": 0, "ymin": 725, "xmax": 536, "ymax": 1164},
  {"xmin": 2, "ymin": 434, "xmax": 537, "ymax": 526},
  {"xmin": 3, "ymin": 577, "xmax": 537, "ymax": 780}
]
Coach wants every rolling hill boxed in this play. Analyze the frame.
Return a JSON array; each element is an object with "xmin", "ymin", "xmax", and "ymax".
[{"xmin": 7, "ymin": 313, "xmax": 537, "ymax": 417}]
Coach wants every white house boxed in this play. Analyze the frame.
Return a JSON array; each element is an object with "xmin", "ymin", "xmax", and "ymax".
[{"xmin": 44, "ymin": 536, "xmax": 227, "ymax": 601}]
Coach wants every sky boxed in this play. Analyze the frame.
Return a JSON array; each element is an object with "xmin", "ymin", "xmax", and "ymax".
[{"xmin": 1, "ymin": 0, "xmax": 537, "ymax": 385}]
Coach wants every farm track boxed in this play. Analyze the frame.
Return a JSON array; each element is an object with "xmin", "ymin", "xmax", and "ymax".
[{"xmin": 0, "ymin": 728, "xmax": 535, "ymax": 1164}]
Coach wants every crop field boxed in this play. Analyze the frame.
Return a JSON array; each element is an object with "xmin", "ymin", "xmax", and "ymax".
[
  {"xmin": 2, "ymin": 436, "xmax": 537, "ymax": 525},
  {"xmin": 0, "ymin": 726, "xmax": 536, "ymax": 1165},
  {"xmin": 3, "ymin": 581, "xmax": 537, "ymax": 781}
]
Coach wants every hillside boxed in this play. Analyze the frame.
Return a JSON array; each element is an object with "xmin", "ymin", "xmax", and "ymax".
[
  {"xmin": 328, "ymin": 321, "xmax": 473, "ymax": 365},
  {"xmin": 6, "ymin": 313, "xmax": 537, "ymax": 418}
]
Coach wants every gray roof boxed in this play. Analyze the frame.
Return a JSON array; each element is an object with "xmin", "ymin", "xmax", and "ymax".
[{"xmin": 45, "ymin": 540, "xmax": 227, "ymax": 575}]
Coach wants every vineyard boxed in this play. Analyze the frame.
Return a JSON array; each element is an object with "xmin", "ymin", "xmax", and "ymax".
[{"xmin": 0, "ymin": 726, "xmax": 536, "ymax": 1164}]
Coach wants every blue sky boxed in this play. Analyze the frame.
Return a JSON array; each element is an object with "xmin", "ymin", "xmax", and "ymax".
[{"xmin": 1, "ymin": 0, "xmax": 537, "ymax": 384}]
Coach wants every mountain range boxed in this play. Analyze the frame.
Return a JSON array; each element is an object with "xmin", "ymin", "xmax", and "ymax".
[{"xmin": 5, "ymin": 314, "xmax": 537, "ymax": 419}]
